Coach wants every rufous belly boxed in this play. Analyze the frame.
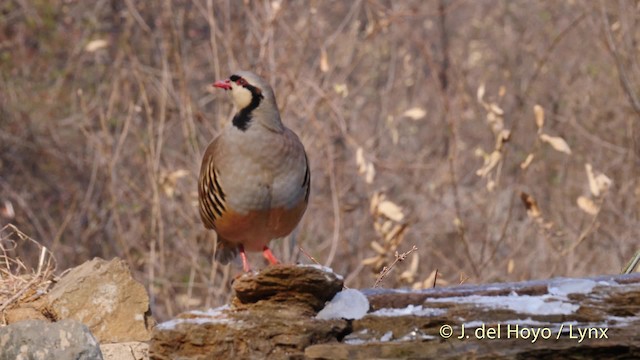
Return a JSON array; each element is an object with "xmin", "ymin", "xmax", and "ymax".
[{"xmin": 214, "ymin": 197, "xmax": 307, "ymax": 252}]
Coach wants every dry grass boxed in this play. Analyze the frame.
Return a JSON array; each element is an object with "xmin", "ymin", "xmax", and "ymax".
[
  {"xmin": 0, "ymin": 224, "xmax": 56, "ymax": 324},
  {"xmin": 1, "ymin": 1, "xmax": 639, "ymax": 320}
]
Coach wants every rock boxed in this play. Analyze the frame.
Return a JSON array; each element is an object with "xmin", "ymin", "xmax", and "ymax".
[
  {"xmin": 4, "ymin": 305, "xmax": 48, "ymax": 324},
  {"xmin": 44, "ymin": 257, "xmax": 154, "ymax": 343},
  {"xmin": 232, "ymin": 264, "xmax": 344, "ymax": 313},
  {"xmin": 0, "ymin": 319, "xmax": 103, "ymax": 360},
  {"xmin": 100, "ymin": 342, "xmax": 149, "ymax": 360},
  {"xmin": 150, "ymin": 265, "xmax": 348, "ymax": 359}
]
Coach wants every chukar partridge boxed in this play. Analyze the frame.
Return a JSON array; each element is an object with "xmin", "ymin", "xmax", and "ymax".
[{"xmin": 198, "ymin": 71, "xmax": 310, "ymax": 272}]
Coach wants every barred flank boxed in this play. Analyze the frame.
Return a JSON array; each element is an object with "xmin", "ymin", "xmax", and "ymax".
[{"xmin": 199, "ymin": 162, "xmax": 226, "ymax": 227}]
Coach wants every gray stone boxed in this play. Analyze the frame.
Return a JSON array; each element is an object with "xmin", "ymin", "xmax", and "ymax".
[
  {"xmin": 100, "ymin": 342, "xmax": 148, "ymax": 360},
  {"xmin": 0, "ymin": 319, "xmax": 103, "ymax": 360},
  {"xmin": 44, "ymin": 257, "xmax": 153, "ymax": 343}
]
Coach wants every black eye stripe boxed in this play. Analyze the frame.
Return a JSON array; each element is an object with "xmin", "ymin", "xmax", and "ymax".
[{"xmin": 229, "ymin": 75, "xmax": 250, "ymax": 86}]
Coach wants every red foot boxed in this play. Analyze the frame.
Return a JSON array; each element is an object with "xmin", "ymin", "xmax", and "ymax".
[
  {"xmin": 262, "ymin": 246, "xmax": 280, "ymax": 266},
  {"xmin": 239, "ymin": 245, "xmax": 251, "ymax": 272}
]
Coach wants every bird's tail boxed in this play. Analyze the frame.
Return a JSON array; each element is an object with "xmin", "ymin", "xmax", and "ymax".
[{"xmin": 214, "ymin": 240, "xmax": 239, "ymax": 265}]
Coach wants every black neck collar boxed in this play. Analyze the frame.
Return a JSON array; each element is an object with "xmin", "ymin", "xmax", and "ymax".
[{"xmin": 232, "ymin": 84, "xmax": 264, "ymax": 131}]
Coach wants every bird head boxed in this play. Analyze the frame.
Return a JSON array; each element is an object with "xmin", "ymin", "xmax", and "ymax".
[
  {"xmin": 213, "ymin": 71, "xmax": 271, "ymax": 110},
  {"xmin": 212, "ymin": 71, "xmax": 283, "ymax": 132}
]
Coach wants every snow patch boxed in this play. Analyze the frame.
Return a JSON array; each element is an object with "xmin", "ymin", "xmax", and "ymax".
[
  {"xmin": 299, "ymin": 264, "xmax": 344, "ymax": 280},
  {"xmin": 316, "ymin": 289, "xmax": 369, "ymax": 320},
  {"xmin": 371, "ymin": 305, "xmax": 446, "ymax": 317},
  {"xmin": 344, "ymin": 338, "xmax": 366, "ymax": 345},
  {"xmin": 188, "ymin": 305, "xmax": 230, "ymax": 317},
  {"xmin": 157, "ymin": 305, "xmax": 232, "ymax": 330},
  {"xmin": 379, "ymin": 331, "xmax": 393, "ymax": 342},
  {"xmin": 548, "ymin": 278, "xmax": 597, "ymax": 296},
  {"xmin": 398, "ymin": 328, "xmax": 436, "ymax": 341},
  {"xmin": 430, "ymin": 294, "xmax": 578, "ymax": 315}
]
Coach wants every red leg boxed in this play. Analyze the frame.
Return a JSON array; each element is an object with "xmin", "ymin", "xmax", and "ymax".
[
  {"xmin": 262, "ymin": 246, "xmax": 280, "ymax": 266},
  {"xmin": 239, "ymin": 245, "xmax": 251, "ymax": 272}
]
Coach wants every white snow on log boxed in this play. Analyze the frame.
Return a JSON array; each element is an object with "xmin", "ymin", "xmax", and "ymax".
[
  {"xmin": 398, "ymin": 329, "xmax": 436, "ymax": 341},
  {"xmin": 156, "ymin": 305, "xmax": 232, "ymax": 330},
  {"xmin": 299, "ymin": 264, "xmax": 344, "ymax": 280},
  {"xmin": 429, "ymin": 294, "xmax": 578, "ymax": 315},
  {"xmin": 371, "ymin": 305, "xmax": 446, "ymax": 317},
  {"xmin": 548, "ymin": 278, "xmax": 599, "ymax": 296},
  {"xmin": 188, "ymin": 305, "xmax": 230, "ymax": 317},
  {"xmin": 379, "ymin": 331, "xmax": 393, "ymax": 342},
  {"xmin": 316, "ymin": 289, "xmax": 369, "ymax": 320}
]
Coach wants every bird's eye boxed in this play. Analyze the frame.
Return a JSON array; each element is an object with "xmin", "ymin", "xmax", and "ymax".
[{"xmin": 236, "ymin": 78, "xmax": 247, "ymax": 86}]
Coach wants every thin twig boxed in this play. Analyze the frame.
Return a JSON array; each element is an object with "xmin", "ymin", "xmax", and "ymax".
[
  {"xmin": 298, "ymin": 246, "xmax": 321, "ymax": 266},
  {"xmin": 432, "ymin": 269, "xmax": 439, "ymax": 288},
  {"xmin": 374, "ymin": 245, "xmax": 417, "ymax": 288}
]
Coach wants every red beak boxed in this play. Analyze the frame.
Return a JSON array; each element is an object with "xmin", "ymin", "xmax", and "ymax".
[{"xmin": 212, "ymin": 79, "xmax": 232, "ymax": 90}]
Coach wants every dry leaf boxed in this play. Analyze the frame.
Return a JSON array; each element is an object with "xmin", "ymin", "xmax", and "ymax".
[
  {"xmin": 386, "ymin": 115, "xmax": 399, "ymax": 144},
  {"xmin": 520, "ymin": 153, "xmax": 534, "ymax": 169},
  {"xmin": 496, "ymin": 129, "xmax": 511, "ymax": 150},
  {"xmin": 383, "ymin": 223, "xmax": 401, "ymax": 242},
  {"xmin": 175, "ymin": 294, "xmax": 202, "ymax": 308},
  {"xmin": 498, "ymin": 85, "xmax": 506, "ymax": 97},
  {"xmin": 402, "ymin": 107, "xmax": 427, "ymax": 120},
  {"xmin": 333, "ymin": 83, "xmax": 348, "ymax": 97},
  {"xmin": 477, "ymin": 84, "xmax": 486, "ymax": 103},
  {"xmin": 364, "ymin": 163, "xmax": 375, "ymax": 184},
  {"xmin": 611, "ymin": 21, "xmax": 621, "ymax": 32},
  {"xmin": 594, "ymin": 173, "xmax": 612, "ymax": 194},
  {"xmin": 361, "ymin": 256, "xmax": 379, "ymax": 266},
  {"xmin": 486, "ymin": 112, "xmax": 504, "ymax": 133},
  {"xmin": 577, "ymin": 196, "xmax": 598, "ymax": 215},
  {"xmin": 373, "ymin": 221, "xmax": 382, "ymax": 234},
  {"xmin": 486, "ymin": 179, "xmax": 496, "ymax": 192},
  {"xmin": 399, "ymin": 252, "xmax": 419, "ymax": 283},
  {"xmin": 271, "ymin": 0, "xmax": 282, "ymax": 11},
  {"xmin": 507, "ymin": 259, "xmax": 515, "ymax": 274},
  {"xmin": 534, "ymin": 105, "xmax": 544, "ymax": 130},
  {"xmin": 356, "ymin": 147, "xmax": 364, "ymax": 168},
  {"xmin": 161, "ymin": 169, "xmax": 189, "ymax": 197},
  {"xmin": 320, "ymin": 48, "xmax": 329, "ymax": 73},
  {"xmin": 489, "ymin": 103, "xmax": 504, "ymax": 115},
  {"xmin": 380, "ymin": 220, "xmax": 393, "ymax": 235},
  {"xmin": 476, "ymin": 150, "xmax": 502, "ymax": 177},
  {"xmin": 520, "ymin": 192, "xmax": 541, "ymax": 218},
  {"xmin": 586, "ymin": 163, "xmax": 612, "ymax": 197},
  {"xmin": 0, "ymin": 200, "xmax": 15, "ymax": 219},
  {"xmin": 168, "ymin": 169, "xmax": 189, "ymax": 181},
  {"xmin": 540, "ymin": 133, "xmax": 572, "ymax": 155},
  {"xmin": 356, "ymin": 147, "xmax": 375, "ymax": 184},
  {"xmin": 85, "ymin": 39, "xmax": 108, "ymax": 52},
  {"xmin": 421, "ymin": 269, "xmax": 440, "ymax": 289},
  {"xmin": 370, "ymin": 192, "xmax": 381, "ymax": 215},
  {"xmin": 371, "ymin": 241, "xmax": 387, "ymax": 255},
  {"xmin": 585, "ymin": 163, "xmax": 599, "ymax": 197},
  {"xmin": 378, "ymin": 201, "xmax": 405, "ymax": 222}
]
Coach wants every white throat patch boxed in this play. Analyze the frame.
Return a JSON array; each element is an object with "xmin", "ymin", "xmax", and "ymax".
[{"xmin": 231, "ymin": 83, "xmax": 253, "ymax": 109}]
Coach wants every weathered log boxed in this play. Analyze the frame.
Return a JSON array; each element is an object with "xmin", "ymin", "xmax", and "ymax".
[
  {"xmin": 150, "ymin": 267, "xmax": 640, "ymax": 359},
  {"xmin": 308, "ymin": 273, "xmax": 640, "ymax": 359}
]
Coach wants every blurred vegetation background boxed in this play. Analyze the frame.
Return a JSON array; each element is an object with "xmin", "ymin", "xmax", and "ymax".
[{"xmin": 1, "ymin": 0, "xmax": 639, "ymax": 320}]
